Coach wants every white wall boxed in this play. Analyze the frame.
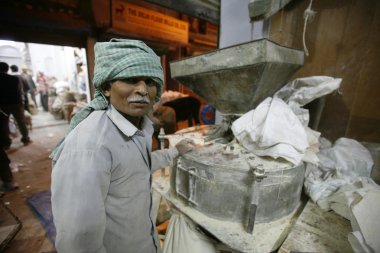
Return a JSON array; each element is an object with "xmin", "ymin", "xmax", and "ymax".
[
  {"xmin": 28, "ymin": 43, "xmax": 76, "ymax": 81},
  {"xmin": 0, "ymin": 43, "xmax": 23, "ymax": 71},
  {"xmin": 219, "ymin": 0, "xmax": 267, "ymax": 49}
]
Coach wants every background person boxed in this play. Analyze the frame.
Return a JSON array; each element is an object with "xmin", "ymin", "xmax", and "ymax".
[
  {"xmin": 36, "ymin": 71, "xmax": 49, "ymax": 111},
  {"xmin": 10, "ymin": 64, "xmax": 30, "ymax": 112},
  {"xmin": 21, "ymin": 65, "xmax": 38, "ymax": 112},
  {"xmin": 0, "ymin": 62, "xmax": 31, "ymax": 146}
]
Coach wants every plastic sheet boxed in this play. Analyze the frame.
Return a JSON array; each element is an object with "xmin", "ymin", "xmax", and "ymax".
[{"xmin": 304, "ymin": 138, "xmax": 374, "ymax": 203}]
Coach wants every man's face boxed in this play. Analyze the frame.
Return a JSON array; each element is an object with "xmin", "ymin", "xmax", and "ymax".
[{"xmin": 105, "ymin": 77, "xmax": 157, "ymax": 118}]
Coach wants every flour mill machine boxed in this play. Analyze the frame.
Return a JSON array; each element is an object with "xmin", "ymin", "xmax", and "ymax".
[{"xmin": 155, "ymin": 39, "xmax": 305, "ymax": 253}]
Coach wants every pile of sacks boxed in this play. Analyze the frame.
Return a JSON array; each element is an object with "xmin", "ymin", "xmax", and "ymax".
[
  {"xmin": 231, "ymin": 76, "xmax": 379, "ymax": 253},
  {"xmin": 304, "ymin": 137, "xmax": 379, "ymax": 253}
]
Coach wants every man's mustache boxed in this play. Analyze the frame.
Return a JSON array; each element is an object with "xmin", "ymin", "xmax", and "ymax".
[{"xmin": 127, "ymin": 96, "xmax": 150, "ymax": 104}]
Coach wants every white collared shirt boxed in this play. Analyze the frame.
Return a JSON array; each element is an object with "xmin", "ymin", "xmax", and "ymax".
[{"xmin": 51, "ymin": 105, "xmax": 178, "ymax": 253}]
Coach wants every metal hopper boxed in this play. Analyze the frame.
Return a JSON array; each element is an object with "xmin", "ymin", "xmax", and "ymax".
[{"xmin": 170, "ymin": 39, "xmax": 304, "ymax": 114}]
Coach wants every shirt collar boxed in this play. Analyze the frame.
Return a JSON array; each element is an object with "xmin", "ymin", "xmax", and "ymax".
[{"xmin": 106, "ymin": 105, "xmax": 154, "ymax": 137}]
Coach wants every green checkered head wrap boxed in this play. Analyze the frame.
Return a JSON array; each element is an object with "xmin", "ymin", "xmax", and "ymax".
[
  {"xmin": 93, "ymin": 38, "xmax": 163, "ymax": 100},
  {"xmin": 50, "ymin": 38, "xmax": 163, "ymax": 159}
]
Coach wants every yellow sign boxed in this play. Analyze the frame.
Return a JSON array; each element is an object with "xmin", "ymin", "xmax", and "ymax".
[{"xmin": 112, "ymin": 1, "xmax": 189, "ymax": 44}]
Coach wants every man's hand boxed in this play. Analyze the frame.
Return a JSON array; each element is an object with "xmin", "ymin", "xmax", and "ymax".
[{"xmin": 175, "ymin": 138, "xmax": 195, "ymax": 155}]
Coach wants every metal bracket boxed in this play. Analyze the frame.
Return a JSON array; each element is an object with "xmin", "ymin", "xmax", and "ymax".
[
  {"xmin": 188, "ymin": 167, "xmax": 198, "ymax": 206},
  {"xmin": 158, "ymin": 127, "xmax": 166, "ymax": 178},
  {"xmin": 176, "ymin": 163, "xmax": 198, "ymax": 206},
  {"xmin": 247, "ymin": 163, "xmax": 267, "ymax": 234}
]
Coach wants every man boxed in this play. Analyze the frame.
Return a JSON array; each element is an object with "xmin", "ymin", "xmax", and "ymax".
[
  {"xmin": 0, "ymin": 62, "xmax": 31, "ymax": 147},
  {"xmin": 21, "ymin": 65, "xmax": 38, "ymax": 110},
  {"xmin": 36, "ymin": 71, "xmax": 49, "ymax": 111},
  {"xmin": 51, "ymin": 39, "xmax": 194, "ymax": 253},
  {"xmin": 10, "ymin": 64, "xmax": 30, "ymax": 112}
]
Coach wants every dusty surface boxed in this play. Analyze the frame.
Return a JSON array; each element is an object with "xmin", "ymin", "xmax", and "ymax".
[
  {"xmin": 279, "ymin": 201, "xmax": 353, "ymax": 253},
  {"xmin": 1, "ymin": 111, "xmax": 68, "ymax": 253}
]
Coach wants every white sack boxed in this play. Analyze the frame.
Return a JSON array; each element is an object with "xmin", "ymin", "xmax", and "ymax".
[
  {"xmin": 350, "ymin": 190, "xmax": 380, "ymax": 252},
  {"xmin": 274, "ymin": 76, "xmax": 342, "ymax": 163},
  {"xmin": 231, "ymin": 97, "xmax": 308, "ymax": 165},
  {"xmin": 348, "ymin": 231, "xmax": 373, "ymax": 253},
  {"xmin": 231, "ymin": 76, "xmax": 342, "ymax": 165},
  {"xmin": 317, "ymin": 178, "xmax": 380, "ymax": 219},
  {"xmin": 274, "ymin": 76, "xmax": 342, "ymax": 107},
  {"xmin": 163, "ymin": 213, "xmax": 217, "ymax": 253},
  {"xmin": 274, "ymin": 76, "xmax": 341, "ymax": 127},
  {"xmin": 304, "ymin": 139, "xmax": 380, "ymax": 253},
  {"xmin": 320, "ymin": 138, "xmax": 373, "ymax": 179},
  {"xmin": 304, "ymin": 138, "xmax": 374, "ymax": 203}
]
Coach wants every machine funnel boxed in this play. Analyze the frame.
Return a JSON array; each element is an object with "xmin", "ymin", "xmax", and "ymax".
[{"xmin": 170, "ymin": 39, "xmax": 304, "ymax": 114}]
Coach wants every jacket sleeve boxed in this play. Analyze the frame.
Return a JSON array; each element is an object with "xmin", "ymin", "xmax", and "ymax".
[
  {"xmin": 151, "ymin": 147, "xmax": 178, "ymax": 172},
  {"xmin": 51, "ymin": 149, "xmax": 111, "ymax": 253}
]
